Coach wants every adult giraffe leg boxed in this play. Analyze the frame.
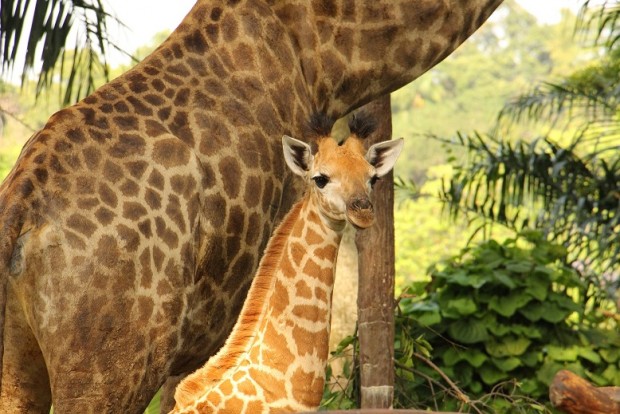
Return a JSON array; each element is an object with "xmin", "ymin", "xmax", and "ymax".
[{"xmin": 0, "ymin": 282, "xmax": 51, "ymax": 413}]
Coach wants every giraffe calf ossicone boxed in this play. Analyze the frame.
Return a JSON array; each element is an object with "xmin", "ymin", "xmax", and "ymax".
[{"xmin": 170, "ymin": 112, "xmax": 402, "ymax": 413}]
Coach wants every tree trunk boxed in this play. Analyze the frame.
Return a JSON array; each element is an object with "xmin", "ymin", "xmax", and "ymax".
[
  {"xmin": 550, "ymin": 369, "xmax": 620, "ymax": 414},
  {"xmin": 355, "ymin": 95, "xmax": 395, "ymax": 409}
]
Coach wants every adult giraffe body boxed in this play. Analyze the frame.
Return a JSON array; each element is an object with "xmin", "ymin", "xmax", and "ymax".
[{"xmin": 0, "ymin": 0, "xmax": 502, "ymax": 412}]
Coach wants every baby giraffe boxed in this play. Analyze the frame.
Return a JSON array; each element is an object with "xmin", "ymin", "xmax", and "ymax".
[{"xmin": 170, "ymin": 113, "xmax": 403, "ymax": 413}]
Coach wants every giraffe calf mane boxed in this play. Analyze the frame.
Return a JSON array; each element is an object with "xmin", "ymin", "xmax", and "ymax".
[
  {"xmin": 348, "ymin": 111, "xmax": 376, "ymax": 139},
  {"xmin": 174, "ymin": 199, "xmax": 306, "ymax": 407},
  {"xmin": 306, "ymin": 112, "xmax": 334, "ymax": 140}
]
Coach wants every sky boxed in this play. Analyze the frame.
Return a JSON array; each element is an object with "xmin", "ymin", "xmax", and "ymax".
[{"xmin": 102, "ymin": 0, "xmax": 582, "ymax": 66}]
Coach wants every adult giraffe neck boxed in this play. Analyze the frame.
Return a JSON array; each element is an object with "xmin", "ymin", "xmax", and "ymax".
[{"xmin": 173, "ymin": 193, "xmax": 343, "ymax": 412}]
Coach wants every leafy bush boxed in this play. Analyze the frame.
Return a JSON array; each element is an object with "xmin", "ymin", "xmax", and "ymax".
[{"xmin": 396, "ymin": 231, "xmax": 619, "ymax": 408}]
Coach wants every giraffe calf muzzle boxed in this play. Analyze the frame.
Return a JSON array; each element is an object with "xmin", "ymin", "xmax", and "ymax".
[{"xmin": 346, "ymin": 197, "xmax": 374, "ymax": 229}]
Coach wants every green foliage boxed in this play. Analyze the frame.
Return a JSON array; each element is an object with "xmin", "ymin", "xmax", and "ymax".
[
  {"xmin": 399, "ymin": 232, "xmax": 619, "ymax": 405},
  {"xmin": 321, "ymin": 334, "xmax": 360, "ymax": 410}
]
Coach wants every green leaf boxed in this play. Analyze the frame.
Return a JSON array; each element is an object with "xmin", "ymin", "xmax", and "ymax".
[
  {"xmin": 600, "ymin": 348, "xmax": 620, "ymax": 363},
  {"xmin": 448, "ymin": 318, "xmax": 489, "ymax": 344},
  {"xmin": 334, "ymin": 335, "xmax": 356, "ymax": 354},
  {"xmin": 585, "ymin": 370, "xmax": 609, "ymax": 387},
  {"xmin": 442, "ymin": 347, "xmax": 488, "ymax": 368},
  {"xmin": 549, "ymin": 293, "xmax": 582, "ymax": 313},
  {"xmin": 521, "ymin": 351, "xmax": 541, "ymax": 367},
  {"xmin": 511, "ymin": 324, "xmax": 542, "ymax": 339},
  {"xmin": 487, "ymin": 322, "xmax": 511, "ymax": 337},
  {"xmin": 536, "ymin": 360, "xmax": 566, "ymax": 385},
  {"xmin": 479, "ymin": 362, "xmax": 510, "ymax": 384},
  {"xmin": 488, "ymin": 290, "xmax": 532, "ymax": 317},
  {"xmin": 505, "ymin": 260, "xmax": 533, "ymax": 273},
  {"xmin": 485, "ymin": 336, "xmax": 531, "ymax": 357},
  {"xmin": 524, "ymin": 273, "xmax": 549, "ymax": 301},
  {"xmin": 519, "ymin": 378, "xmax": 543, "ymax": 395},
  {"xmin": 578, "ymin": 348, "xmax": 602, "ymax": 364},
  {"xmin": 492, "ymin": 270, "xmax": 517, "ymax": 289},
  {"xmin": 409, "ymin": 301, "xmax": 442, "ymax": 326},
  {"xmin": 602, "ymin": 364, "xmax": 620, "ymax": 384},
  {"xmin": 445, "ymin": 297, "xmax": 478, "ymax": 316},
  {"xmin": 470, "ymin": 380, "xmax": 483, "ymax": 394},
  {"xmin": 448, "ymin": 271, "xmax": 489, "ymax": 289},
  {"xmin": 491, "ymin": 356, "xmax": 522, "ymax": 371},
  {"xmin": 520, "ymin": 301, "xmax": 570, "ymax": 323},
  {"xmin": 546, "ymin": 345, "xmax": 580, "ymax": 362}
]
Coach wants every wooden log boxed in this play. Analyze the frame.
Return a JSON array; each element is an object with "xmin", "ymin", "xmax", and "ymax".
[{"xmin": 550, "ymin": 369, "xmax": 620, "ymax": 414}]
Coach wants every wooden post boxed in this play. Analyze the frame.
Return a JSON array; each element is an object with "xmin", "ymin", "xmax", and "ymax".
[{"xmin": 355, "ymin": 95, "xmax": 395, "ymax": 408}]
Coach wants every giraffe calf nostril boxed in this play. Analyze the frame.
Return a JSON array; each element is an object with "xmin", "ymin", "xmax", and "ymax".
[{"xmin": 350, "ymin": 198, "xmax": 372, "ymax": 211}]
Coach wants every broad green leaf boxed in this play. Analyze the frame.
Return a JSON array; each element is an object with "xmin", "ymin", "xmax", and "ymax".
[
  {"xmin": 536, "ymin": 360, "xmax": 565, "ymax": 385},
  {"xmin": 579, "ymin": 348, "xmax": 602, "ymax": 364},
  {"xmin": 416, "ymin": 309, "xmax": 442, "ymax": 326},
  {"xmin": 524, "ymin": 273, "xmax": 549, "ymax": 301},
  {"xmin": 442, "ymin": 347, "xmax": 488, "ymax": 368},
  {"xmin": 448, "ymin": 271, "xmax": 489, "ymax": 289},
  {"xmin": 409, "ymin": 301, "xmax": 442, "ymax": 326},
  {"xmin": 487, "ymin": 322, "xmax": 511, "ymax": 337},
  {"xmin": 585, "ymin": 370, "xmax": 609, "ymax": 387},
  {"xmin": 448, "ymin": 318, "xmax": 489, "ymax": 344},
  {"xmin": 537, "ymin": 360, "xmax": 584, "ymax": 385},
  {"xmin": 600, "ymin": 348, "xmax": 620, "ymax": 363},
  {"xmin": 505, "ymin": 260, "xmax": 533, "ymax": 273},
  {"xmin": 445, "ymin": 297, "xmax": 478, "ymax": 316},
  {"xmin": 492, "ymin": 270, "xmax": 517, "ymax": 289},
  {"xmin": 602, "ymin": 364, "xmax": 620, "ymax": 384},
  {"xmin": 546, "ymin": 345, "xmax": 578, "ymax": 362},
  {"xmin": 491, "ymin": 356, "xmax": 522, "ymax": 371},
  {"xmin": 549, "ymin": 293, "xmax": 582, "ymax": 313},
  {"xmin": 485, "ymin": 336, "xmax": 531, "ymax": 357},
  {"xmin": 519, "ymin": 378, "xmax": 543, "ymax": 395},
  {"xmin": 521, "ymin": 351, "xmax": 541, "ymax": 367},
  {"xmin": 520, "ymin": 301, "xmax": 569, "ymax": 323},
  {"xmin": 470, "ymin": 380, "xmax": 483, "ymax": 394},
  {"xmin": 511, "ymin": 324, "xmax": 542, "ymax": 339},
  {"xmin": 479, "ymin": 362, "xmax": 510, "ymax": 384},
  {"xmin": 488, "ymin": 290, "xmax": 532, "ymax": 317}
]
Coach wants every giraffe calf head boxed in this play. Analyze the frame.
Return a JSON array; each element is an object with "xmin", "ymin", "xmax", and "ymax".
[{"xmin": 282, "ymin": 116, "xmax": 403, "ymax": 230}]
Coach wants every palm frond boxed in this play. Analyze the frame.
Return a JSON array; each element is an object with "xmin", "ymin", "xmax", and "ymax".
[
  {"xmin": 498, "ymin": 56, "xmax": 620, "ymax": 126},
  {"xmin": 1, "ymin": 0, "xmax": 125, "ymax": 105},
  {"xmin": 578, "ymin": 0, "xmax": 620, "ymax": 51},
  {"xmin": 439, "ymin": 132, "xmax": 620, "ymax": 273}
]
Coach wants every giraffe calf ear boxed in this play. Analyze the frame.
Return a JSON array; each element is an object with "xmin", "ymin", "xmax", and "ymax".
[
  {"xmin": 282, "ymin": 135, "xmax": 313, "ymax": 177},
  {"xmin": 366, "ymin": 138, "xmax": 404, "ymax": 177}
]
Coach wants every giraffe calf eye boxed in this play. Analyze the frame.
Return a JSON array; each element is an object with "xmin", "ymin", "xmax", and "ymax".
[{"xmin": 313, "ymin": 175, "xmax": 329, "ymax": 189}]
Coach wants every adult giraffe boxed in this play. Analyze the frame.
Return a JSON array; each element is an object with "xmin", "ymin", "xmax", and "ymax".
[{"xmin": 0, "ymin": 0, "xmax": 502, "ymax": 412}]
